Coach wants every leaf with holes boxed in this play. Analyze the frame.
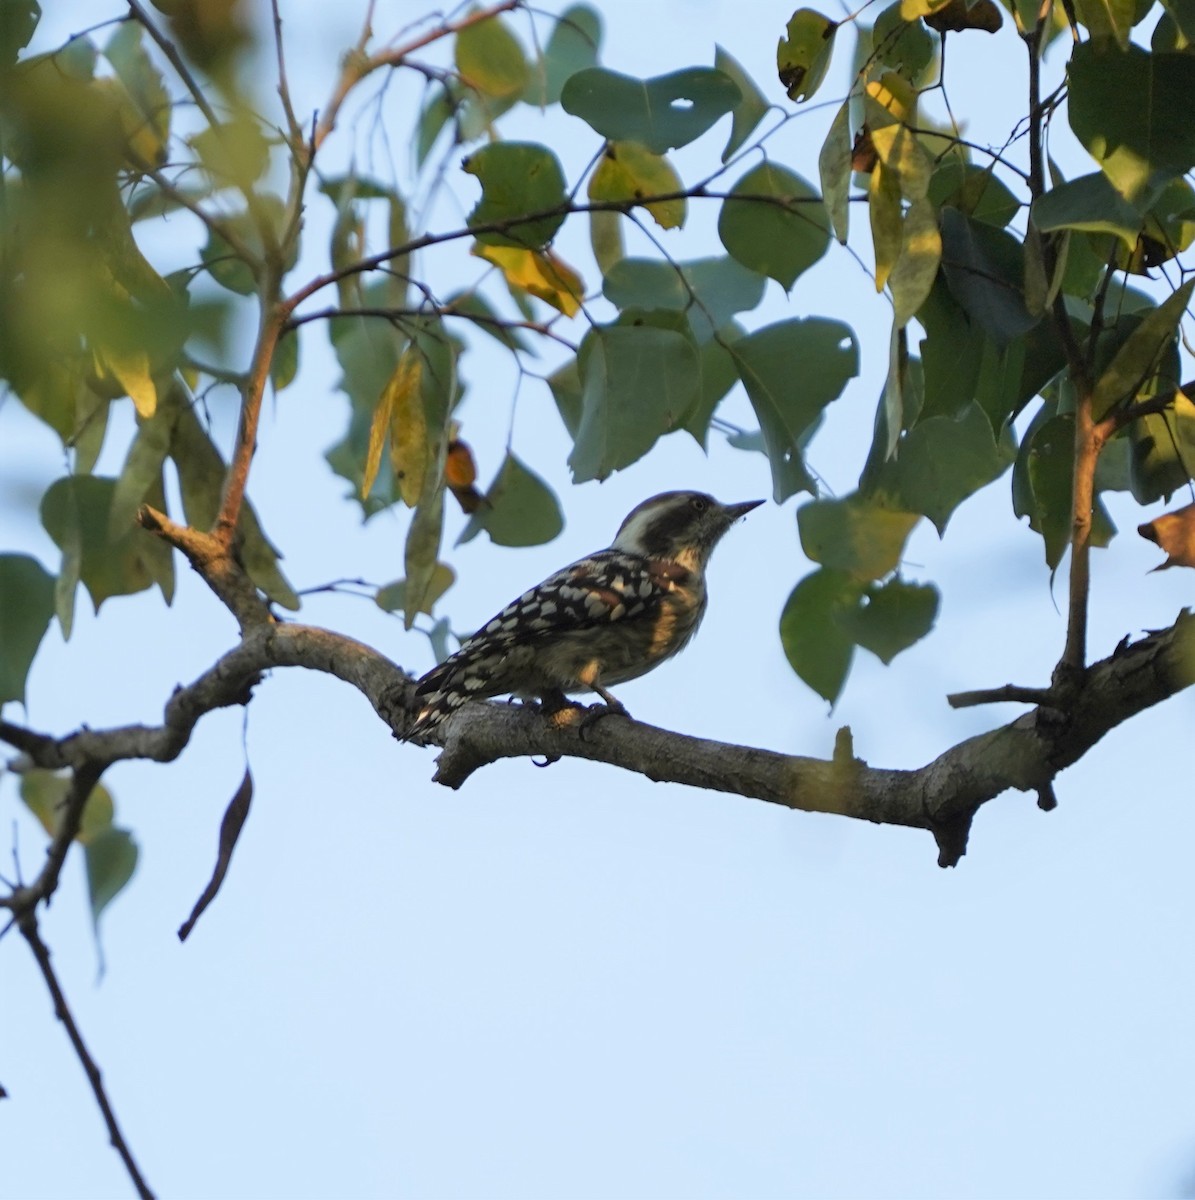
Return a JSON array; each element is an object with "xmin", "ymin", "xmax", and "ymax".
[
  {"xmin": 464, "ymin": 142, "xmax": 567, "ymax": 249},
  {"xmin": 777, "ymin": 9, "xmax": 837, "ymax": 102},
  {"xmin": 561, "ymin": 66, "xmax": 741, "ymax": 154}
]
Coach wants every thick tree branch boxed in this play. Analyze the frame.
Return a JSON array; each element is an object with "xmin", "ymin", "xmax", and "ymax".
[{"xmin": 2, "ymin": 613, "xmax": 1194, "ymax": 874}]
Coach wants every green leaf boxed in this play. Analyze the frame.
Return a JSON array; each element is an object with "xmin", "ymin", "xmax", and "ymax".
[
  {"xmin": 1032, "ymin": 172, "xmax": 1143, "ymax": 248},
  {"xmin": 1072, "ymin": 0, "xmax": 1137, "ymax": 49},
  {"xmin": 459, "ymin": 453, "xmax": 564, "ymax": 547},
  {"xmin": 1013, "ymin": 412, "xmax": 1076, "ymax": 569},
  {"xmin": 455, "ymin": 9, "xmax": 529, "ymax": 99},
  {"xmin": 589, "ymin": 209, "xmax": 624, "ymax": 275},
  {"xmin": 939, "ymin": 208, "xmax": 1037, "ymax": 345},
  {"xmin": 837, "ymin": 576, "xmax": 939, "ymax": 664},
  {"xmin": 819, "ymin": 101, "xmax": 852, "ymax": 243},
  {"xmin": 416, "ymin": 85, "xmax": 456, "ymax": 165},
  {"xmin": 464, "ymin": 142, "xmax": 567, "ymax": 249},
  {"xmin": 0, "ymin": 554, "xmax": 54, "ymax": 706},
  {"xmin": 779, "ymin": 568, "xmax": 862, "ymax": 705},
  {"xmin": 777, "ymin": 8, "xmax": 838, "ymax": 102},
  {"xmin": 684, "ymin": 324, "xmax": 746, "ymax": 446},
  {"xmin": 885, "ymin": 401, "xmax": 1015, "ymax": 533},
  {"xmin": 547, "ymin": 358, "xmax": 582, "ymax": 438},
  {"xmin": 601, "ymin": 255, "xmax": 765, "ymax": 340},
  {"xmin": 729, "ymin": 318, "xmax": 859, "ymax": 501},
  {"xmin": 376, "ymin": 563, "xmax": 456, "ymax": 617},
  {"xmin": 561, "ymin": 66, "xmax": 741, "ymax": 154},
  {"xmin": 798, "ymin": 494, "xmax": 920, "ymax": 580},
  {"xmin": 85, "ymin": 825, "xmax": 138, "ymax": 965},
  {"xmin": 104, "ymin": 22, "xmax": 170, "ymax": 165},
  {"xmin": 0, "ymin": 0, "xmax": 39, "ymax": 68},
  {"xmin": 19, "ymin": 771, "xmax": 113, "ymax": 842},
  {"xmin": 568, "ymin": 325, "xmax": 701, "ymax": 481},
  {"xmin": 1068, "ymin": 43, "xmax": 1195, "ymax": 204},
  {"xmin": 168, "ymin": 396, "xmax": 299, "ymax": 609},
  {"xmin": 191, "ymin": 114, "xmax": 269, "ymax": 189},
  {"xmin": 1092, "ymin": 277, "xmax": 1195, "ymax": 418},
  {"xmin": 404, "ymin": 483, "xmax": 446, "ymax": 630},
  {"xmin": 718, "ymin": 162, "xmax": 830, "ymax": 290},
  {"xmin": 40, "ymin": 476, "xmax": 157, "ymax": 635},
  {"xmin": 271, "ymin": 329, "xmax": 299, "ymax": 392},
  {"xmin": 588, "ymin": 141, "xmax": 686, "ymax": 230},
  {"xmin": 716, "ymin": 45, "xmax": 769, "ymax": 161},
  {"xmin": 1155, "ymin": 0, "xmax": 1195, "ymax": 46},
  {"xmin": 872, "ymin": 2, "xmax": 934, "ymax": 82},
  {"xmin": 1129, "ymin": 393, "xmax": 1195, "ymax": 503},
  {"xmin": 928, "ymin": 161, "xmax": 1020, "ymax": 228},
  {"xmin": 526, "ymin": 3, "xmax": 602, "ymax": 106}
]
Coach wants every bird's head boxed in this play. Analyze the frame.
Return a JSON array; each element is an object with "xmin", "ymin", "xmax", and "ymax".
[{"xmin": 611, "ymin": 491, "xmax": 764, "ymax": 569}]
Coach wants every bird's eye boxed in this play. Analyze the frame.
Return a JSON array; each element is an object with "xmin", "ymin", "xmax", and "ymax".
[{"xmin": 691, "ymin": 497, "xmax": 708, "ymax": 512}]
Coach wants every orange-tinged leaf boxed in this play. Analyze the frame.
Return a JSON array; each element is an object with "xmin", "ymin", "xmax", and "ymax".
[
  {"xmin": 445, "ymin": 438, "xmax": 486, "ymax": 513},
  {"xmin": 472, "ymin": 243, "xmax": 584, "ymax": 315},
  {"xmin": 1140, "ymin": 502, "xmax": 1195, "ymax": 569}
]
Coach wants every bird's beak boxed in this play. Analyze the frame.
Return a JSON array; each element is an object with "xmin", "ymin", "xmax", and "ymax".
[{"xmin": 723, "ymin": 499, "xmax": 765, "ymax": 522}]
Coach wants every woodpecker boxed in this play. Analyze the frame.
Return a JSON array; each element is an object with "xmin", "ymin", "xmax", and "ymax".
[{"xmin": 403, "ymin": 490, "xmax": 763, "ymax": 743}]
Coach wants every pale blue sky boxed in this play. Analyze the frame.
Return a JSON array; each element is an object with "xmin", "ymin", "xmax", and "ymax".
[{"xmin": 3, "ymin": 2, "xmax": 1195, "ymax": 1198}]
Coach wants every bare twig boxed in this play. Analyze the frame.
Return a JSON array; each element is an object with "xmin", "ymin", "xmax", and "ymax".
[{"xmin": 16, "ymin": 909, "xmax": 155, "ymax": 1199}]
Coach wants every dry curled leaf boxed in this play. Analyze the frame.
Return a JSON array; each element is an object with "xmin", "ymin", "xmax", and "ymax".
[{"xmin": 1139, "ymin": 502, "xmax": 1195, "ymax": 570}]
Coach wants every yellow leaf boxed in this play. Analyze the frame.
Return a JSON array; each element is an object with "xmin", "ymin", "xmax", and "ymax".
[
  {"xmin": 869, "ymin": 160, "xmax": 903, "ymax": 293},
  {"xmin": 864, "ymin": 72, "xmax": 916, "ymax": 129},
  {"xmin": 387, "ymin": 349, "xmax": 426, "ymax": 507},
  {"xmin": 472, "ymin": 243, "xmax": 584, "ymax": 316},
  {"xmin": 362, "ymin": 364, "xmax": 398, "ymax": 500},
  {"xmin": 95, "ymin": 345, "xmax": 157, "ymax": 418},
  {"xmin": 588, "ymin": 141, "xmax": 686, "ymax": 230}
]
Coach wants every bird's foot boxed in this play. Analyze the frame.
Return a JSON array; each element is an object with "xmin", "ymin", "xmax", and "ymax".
[{"xmin": 579, "ymin": 699, "xmax": 630, "ymax": 740}]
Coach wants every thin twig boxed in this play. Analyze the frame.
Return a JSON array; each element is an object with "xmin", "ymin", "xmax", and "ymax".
[
  {"xmin": 284, "ymin": 304, "xmax": 578, "ymax": 350},
  {"xmin": 126, "ymin": 0, "xmax": 220, "ymax": 129},
  {"xmin": 16, "ymin": 910, "xmax": 156, "ymax": 1200},
  {"xmin": 311, "ymin": 0, "xmax": 521, "ymax": 155},
  {"xmin": 210, "ymin": 301, "xmax": 288, "ymax": 550}
]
